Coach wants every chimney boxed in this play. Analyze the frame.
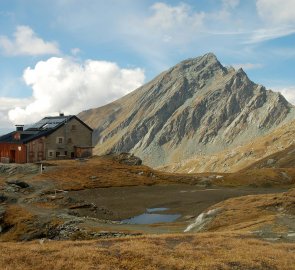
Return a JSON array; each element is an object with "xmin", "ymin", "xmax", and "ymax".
[
  {"xmin": 59, "ymin": 112, "xmax": 64, "ymax": 117},
  {"xmin": 15, "ymin": 125, "xmax": 24, "ymax": 131}
]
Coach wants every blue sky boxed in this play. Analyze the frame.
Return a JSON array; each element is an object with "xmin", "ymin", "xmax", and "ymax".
[{"xmin": 1, "ymin": 0, "xmax": 295, "ymax": 132}]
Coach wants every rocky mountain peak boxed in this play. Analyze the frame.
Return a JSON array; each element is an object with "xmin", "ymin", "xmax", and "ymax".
[
  {"xmin": 79, "ymin": 53, "xmax": 295, "ymax": 168},
  {"xmin": 172, "ymin": 52, "xmax": 225, "ymax": 77},
  {"xmin": 236, "ymin": 67, "xmax": 245, "ymax": 73},
  {"xmin": 234, "ymin": 68, "xmax": 250, "ymax": 81}
]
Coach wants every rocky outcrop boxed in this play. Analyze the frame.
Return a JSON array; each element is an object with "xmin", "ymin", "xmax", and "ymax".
[
  {"xmin": 0, "ymin": 164, "xmax": 39, "ymax": 176},
  {"xmin": 107, "ymin": 152, "xmax": 142, "ymax": 166},
  {"xmin": 6, "ymin": 180, "xmax": 30, "ymax": 189},
  {"xmin": 79, "ymin": 53, "xmax": 295, "ymax": 167},
  {"xmin": 184, "ymin": 208, "xmax": 222, "ymax": 232}
]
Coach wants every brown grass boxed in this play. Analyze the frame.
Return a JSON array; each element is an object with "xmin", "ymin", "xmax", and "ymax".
[
  {"xmin": 32, "ymin": 156, "xmax": 198, "ymax": 191},
  {"xmin": 0, "ymin": 232, "xmax": 295, "ymax": 270},
  {"xmin": 245, "ymin": 144, "xmax": 295, "ymax": 169},
  {"xmin": 216, "ymin": 168, "xmax": 295, "ymax": 188},
  {"xmin": 2, "ymin": 154, "xmax": 294, "ymax": 192},
  {"xmin": 205, "ymin": 188, "xmax": 295, "ymax": 232},
  {"xmin": 29, "ymin": 155, "xmax": 295, "ymax": 192},
  {"xmin": 1, "ymin": 205, "xmax": 36, "ymax": 241}
]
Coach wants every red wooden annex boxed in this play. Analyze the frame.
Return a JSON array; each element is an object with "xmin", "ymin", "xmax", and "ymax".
[{"xmin": 0, "ymin": 142, "xmax": 27, "ymax": 163}]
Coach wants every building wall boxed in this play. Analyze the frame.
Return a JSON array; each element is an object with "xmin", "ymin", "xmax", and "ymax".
[
  {"xmin": 0, "ymin": 143, "xmax": 27, "ymax": 163},
  {"xmin": 75, "ymin": 146, "xmax": 93, "ymax": 158},
  {"xmin": 26, "ymin": 137, "xmax": 46, "ymax": 163},
  {"xmin": 45, "ymin": 118, "xmax": 92, "ymax": 160}
]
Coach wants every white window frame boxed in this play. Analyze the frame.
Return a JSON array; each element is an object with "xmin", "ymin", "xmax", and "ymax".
[{"xmin": 48, "ymin": 150, "xmax": 54, "ymax": 159}]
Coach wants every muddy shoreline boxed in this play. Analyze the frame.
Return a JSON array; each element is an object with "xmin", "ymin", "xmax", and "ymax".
[{"xmin": 67, "ymin": 184, "xmax": 287, "ymax": 222}]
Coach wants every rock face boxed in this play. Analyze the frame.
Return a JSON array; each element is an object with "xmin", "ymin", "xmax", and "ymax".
[
  {"xmin": 107, "ymin": 153, "xmax": 142, "ymax": 166},
  {"xmin": 161, "ymin": 119, "xmax": 295, "ymax": 173},
  {"xmin": 6, "ymin": 180, "xmax": 30, "ymax": 189},
  {"xmin": 79, "ymin": 53, "xmax": 295, "ymax": 167}
]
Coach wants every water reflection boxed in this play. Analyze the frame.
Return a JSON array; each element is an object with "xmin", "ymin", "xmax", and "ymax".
[{"xmin": 121, "ymin": 207, "xmax": 180, "ymax": 224}]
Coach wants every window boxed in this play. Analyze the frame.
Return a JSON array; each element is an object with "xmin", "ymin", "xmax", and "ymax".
[
  {"xmin": 48, "ymin": 151, "xmax": 54, "ymax": 157},
  {"xmin": 56, "ymin": 137, "xmax": 64, "ymax": 144},
  {"xmin": 71, "ymin": 125, "xmax": 76, "ymax": 130},
  {"xmin": 67, "ymin": 138, "xmax": 72, "ymax": 144},
  {"xmin": 64, "ymin": 151, "xmax": 68, "ymax": 156},
  {"xmin": 56, "ymin": 151, "xmax": 60, "ymax": 157}
]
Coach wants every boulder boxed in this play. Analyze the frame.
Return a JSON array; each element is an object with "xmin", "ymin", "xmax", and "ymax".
[
  {"xmin": 0, "ymin": 194, "xmax": 7, "ymax": 203},
  {"xmin": 111, "ymin": 153, "xmax": 142, "ymax": 166},
  {"xmin": 6, "ymin": 180, "xmax": 30, "ymax": 188}
]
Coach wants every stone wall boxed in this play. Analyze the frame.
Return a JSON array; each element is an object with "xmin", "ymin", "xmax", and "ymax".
[{"xmin": 45, "ymin": 118, "xmax": 92, "ymax": 160}]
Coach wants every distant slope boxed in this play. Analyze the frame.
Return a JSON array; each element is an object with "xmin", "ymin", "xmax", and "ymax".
[
  {"xmin": 161, "ymin": 119, "xmax": 295, "ymax": 173},
  {"xmin": 79, "ymin": 53, "xmax": 295, "ymax": 168},
  {"xmin": 245, "ymin": 144, "xmax": 295, "ymax": 170}
]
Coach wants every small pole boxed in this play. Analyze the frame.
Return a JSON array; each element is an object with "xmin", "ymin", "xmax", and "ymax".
[{"xmin": 40, "ymin": 163, "xmax": 43, "ymax": 174}]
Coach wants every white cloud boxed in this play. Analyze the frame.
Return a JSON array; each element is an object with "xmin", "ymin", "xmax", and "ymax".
[
  {"xmin": 245, "ymin": 26, "xmax": 295, "ymax": 44},
  {"xmin": 7, "ymin": 57, "xmax": 145, "ymax": 125},
  {"xmin": 133, "ymin": 1, "xmax": 294, "ymax": 49},
  {"xmin": 251, "ymin": 1, "xmax": 295, "ymax": 43},
  {"xmin": 0, "ymin": 97, "xmax": 32, "ymax": 129},
  {"xmin": 145, "ymin": 2, "xmax": 205, "ymax": 43},
  {"xmin": 147, "ymin": 2, "xmax": 205, "ymax": 30},
  {"xmin": 0, "ymin": 25, "xmax": 60, "ymax": 56},
  {"xmin": 145, "ymin": 1, "xmax": 239, "ymax": 35},
  {"xmin": 256, "ymin": 0, "xmax": 295, "ymax": 25},
  {"xmin": 0, "ymin": 97, "xmax": 32, "ymax": 110},
  {"xmin": 119, "ymin": 2, "xmax": 208, "ymax": 70},
  {"xmin": 277, "ymin": 87, "xmax": 295, "ymax": 105},
  {"xmin": 232, "ymin": 63, "xmax": 263, "ymax": 70},
  {"xmin": 216, "ymin": 0, "xmax": 240, "ymax": 20}
]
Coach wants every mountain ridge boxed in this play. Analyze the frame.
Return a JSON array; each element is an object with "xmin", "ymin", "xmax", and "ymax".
[{"xmin": 79, "ymin": 53, "xmax": 295, "ymax": 167}]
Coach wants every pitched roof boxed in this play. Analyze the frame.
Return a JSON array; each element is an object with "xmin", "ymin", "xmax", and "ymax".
[{"xmin": 0, "ymin": 115, "xmax": 93, "ymax": 144}]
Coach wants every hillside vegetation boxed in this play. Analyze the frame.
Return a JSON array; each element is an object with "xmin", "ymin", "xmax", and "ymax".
[
  {"xmin": 1, "ymin": 233, "xmax": 295, "ymax": 270},
  {"xmin": 32, "ymin": 156, "xmax": 295, "ymax": 190},
  {"xmin": 195, "ymin": 188, "xmax": 295, "ymax": 234},
  {"xmin": 32, "ymin": 155, "xmax": 199, "ymax": 191}
]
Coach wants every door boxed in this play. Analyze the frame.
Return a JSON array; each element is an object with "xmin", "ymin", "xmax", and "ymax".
[{"xmin": 10, "ymin": 150, "xmax": 16, "ymax": 163}]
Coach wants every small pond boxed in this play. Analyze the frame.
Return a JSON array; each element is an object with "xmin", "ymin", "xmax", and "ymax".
[{"xmin": 121, "ymin": 208, "xmax": 181, "ymax": 225}]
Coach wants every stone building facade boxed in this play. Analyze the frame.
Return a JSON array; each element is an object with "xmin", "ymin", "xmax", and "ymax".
[{"xmin": 0, "ymin": 114, "xmax": 93, "ymax": 163}]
